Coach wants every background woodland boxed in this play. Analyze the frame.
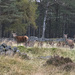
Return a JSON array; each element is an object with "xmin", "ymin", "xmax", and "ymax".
[{"xmin": 0, "ymin": 0, "xmax": 75, "ymax": 38}]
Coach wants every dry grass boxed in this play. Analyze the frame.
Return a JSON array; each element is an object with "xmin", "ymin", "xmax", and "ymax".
[
  {"xmin": 0, "ymin": 56, "xmax": 38, "ymax": 75},
  {"xmin": 0, "ymin": 46, "xmax": 75, "ymax": 75}
]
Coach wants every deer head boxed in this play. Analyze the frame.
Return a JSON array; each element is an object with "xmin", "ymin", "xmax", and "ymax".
[
  {"xmin": 12, "ymin": 33, "xmax": 17, "ymax": 37},
  {"xmin": 64, "ymin": 34, "xmax": 68, "ymax": 39}
]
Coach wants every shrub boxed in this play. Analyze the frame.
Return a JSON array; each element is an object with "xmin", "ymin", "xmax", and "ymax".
[{"xmin": 46, "ymin": 55, "xmax": 73, "ymax": 66}]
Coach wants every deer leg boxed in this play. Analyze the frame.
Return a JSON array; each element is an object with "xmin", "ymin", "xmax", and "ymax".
[{"xmin": 25, "ymin": 41, "xmax": 28, "ymax": 47}]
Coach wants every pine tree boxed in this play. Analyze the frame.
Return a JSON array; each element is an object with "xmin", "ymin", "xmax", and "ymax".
[
  {"xmin": 36, "ymin": 0, "xmax": 75, "ymax": 38},
  {"xmin": 0, "ymin": 0, "xmax": 38, "ymax": 37}
]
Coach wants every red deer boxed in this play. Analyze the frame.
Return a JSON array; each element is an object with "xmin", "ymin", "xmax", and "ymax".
[
  {"xmin": 64, "ymin": 34, "xmax": 74, "ymax": 49},
  {"xmin": 12, "ymin": 33, "xmax": 28, "ymax": 46}
]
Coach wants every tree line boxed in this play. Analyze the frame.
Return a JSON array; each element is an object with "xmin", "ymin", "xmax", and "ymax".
[
  {"xmin": 0, "ymin": 0, "xmax": 75, "ymax": 38},
  {"xmin": 0, "ymin": 0, "xmax": 37, "ymax": 37}
]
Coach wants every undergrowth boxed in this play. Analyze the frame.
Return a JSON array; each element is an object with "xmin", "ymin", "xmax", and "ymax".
[{"xmin": 0, "ymin": 46, "xmax": 75, "ymax": 75}]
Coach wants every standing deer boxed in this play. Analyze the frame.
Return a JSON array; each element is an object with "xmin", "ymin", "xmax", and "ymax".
[
  {"xmin": 12, "ymin": 33, "xmax": 28, "ymax": 46},
  {"xmin": 64, "ymin": 34, "xmax": 74, "ymax": 49}
]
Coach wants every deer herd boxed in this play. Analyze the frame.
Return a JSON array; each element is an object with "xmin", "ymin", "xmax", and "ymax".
[{"xmin": 1, "ymin": 33, "xmax": 75, "ymax": 49}]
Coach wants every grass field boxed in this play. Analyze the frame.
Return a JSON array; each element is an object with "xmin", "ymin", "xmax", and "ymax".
[{"xmin": 0, "ymin": 46, "xmax": 75, "ymax": 75}]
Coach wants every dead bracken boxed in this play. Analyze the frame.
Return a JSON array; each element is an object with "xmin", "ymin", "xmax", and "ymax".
[{"xmin": 46, "ymin": 55, "xmax": 75, "ymax": 71}]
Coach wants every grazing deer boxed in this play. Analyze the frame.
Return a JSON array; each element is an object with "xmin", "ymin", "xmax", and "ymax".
[
  {"xmin": 12, "ymin": 33, "xmax": 28, "ymax": 46},
  {"xmin": 64, "ymin": 34, "xmax": 74, "ymax": 49}
]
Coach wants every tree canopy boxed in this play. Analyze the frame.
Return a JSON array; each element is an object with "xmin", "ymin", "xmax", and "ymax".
[
  {"xmin": 36, "ymin": 0, "xmax": 75, "ymax": 38},
  {"xmin": 0, "ymin": 0, "xmax": 75, "ymax": 38},
  {"xmin": 0, "ymin": 0, "xmax": 38, "ymax": 37}
]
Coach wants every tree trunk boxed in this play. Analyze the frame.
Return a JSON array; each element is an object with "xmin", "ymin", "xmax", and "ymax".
[
  {"xmin": 0, "ymin": 6, "xmax": 2, "ymax": 38},
  {"xmin": 0, "ymin": 23, "xmax": 2, "ymax": 38},
  {"xmin": 42, "ymin": 2, "xmax": 49, "ymax": 39}
]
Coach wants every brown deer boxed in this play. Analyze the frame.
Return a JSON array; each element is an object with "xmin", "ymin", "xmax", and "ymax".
[
  {"xmin": 12, "ymin": 33, "xmax": 28, "ymax": 46},
  {"xmin": 64, "ymin": 34, "xmax": 74, "ymax": 49}
]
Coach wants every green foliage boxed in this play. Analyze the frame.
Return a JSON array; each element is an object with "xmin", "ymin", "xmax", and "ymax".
[
  {"xmin": 18, "ymin": 46, "xmax": 43, "ymax": 54},
  {"xmin": 1, "ymin": 0, "xmax": 75, "ymax": 38},
  {"xmin": 50, "ymin": 48, "xmax": 58, "ymax": 55},
  {"xmin": 36, "ymin": 0, "xmax": 75, "ymax": 38},
  {"xmin": 0, "ymin": 0, "xmax": 38, "ymax": 36},
  {"xmin": 17, "ymin": 46, "xmax": 27, "ymax": 52},
  {"xmin": 14, "ymin": 0, "xmax": 38, "ymax": 31}
]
